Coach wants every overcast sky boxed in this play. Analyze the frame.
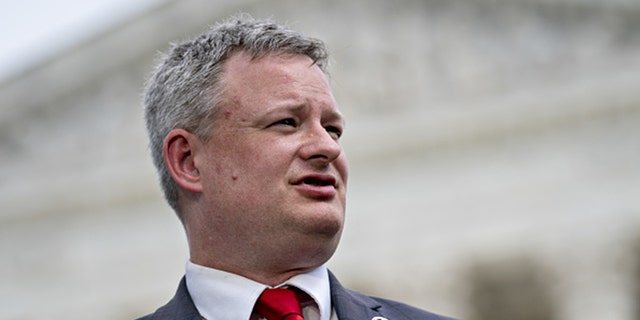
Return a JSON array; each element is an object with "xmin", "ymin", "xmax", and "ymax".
[{"xmin": 0, "ymin": 0, "xmax": 164, "ymax": 82}]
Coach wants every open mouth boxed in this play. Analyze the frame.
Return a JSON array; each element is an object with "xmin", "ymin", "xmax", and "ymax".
[
  {"xmin": 293, "ymin": 174, "xmax": 338, "ymax": 198},
  {"xmin": 295, "ymin": 174, "xmax": 337, "ymax": 188},
  {"xmin": 303, "ymin": 177, "xmax": 334, "ymax": 186}
]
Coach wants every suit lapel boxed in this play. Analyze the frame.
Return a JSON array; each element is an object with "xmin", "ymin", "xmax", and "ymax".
[{"xmin": 328, "ymin": 271, "xmax": 383, "ymax": 320}]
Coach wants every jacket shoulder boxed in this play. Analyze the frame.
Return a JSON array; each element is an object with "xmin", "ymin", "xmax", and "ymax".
[
  {"xmin": 370, "ymin": 295, "xmax": 457, "ymax": 320},
  {"xmin": 329, "ymin": 271, "xmax": 457, "ymax": 320},
  {"xmin": 135, "ymin": 277, "xmax": 201, "ymax": 320}
]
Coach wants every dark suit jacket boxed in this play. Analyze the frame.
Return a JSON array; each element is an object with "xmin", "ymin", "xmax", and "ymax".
[{"xmin": 137, "ymin": 271, "xmax": 456, "ymax": 320}]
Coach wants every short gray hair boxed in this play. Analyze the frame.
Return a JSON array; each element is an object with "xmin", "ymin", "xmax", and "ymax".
[{"xmin": 144, "ymin": 15, "xmax": 329, "ymax": 214}]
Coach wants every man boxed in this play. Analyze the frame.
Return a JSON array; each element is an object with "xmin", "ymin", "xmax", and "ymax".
[{"xmin": 139, "ymin": 15, "xmax": 455, "ymax": 320}]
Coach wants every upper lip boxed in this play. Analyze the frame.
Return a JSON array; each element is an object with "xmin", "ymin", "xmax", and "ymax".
[{"xmin": 292, "ymin": 173, "xmax": 337, "ymax": 187}]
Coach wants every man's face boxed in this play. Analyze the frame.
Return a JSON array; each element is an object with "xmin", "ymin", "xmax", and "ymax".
[{"xmin": 193, "ymin": 52, "xmax": 348, "ymax": 270}]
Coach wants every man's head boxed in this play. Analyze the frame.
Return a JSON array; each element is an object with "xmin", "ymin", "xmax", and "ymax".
[
  {"xmin": 143, "ymin": 15, "xmax": 348, "ymax": 284},
  {"xmin": 144, "ymin": 15, "xmax": 329, "ymax": 214}
]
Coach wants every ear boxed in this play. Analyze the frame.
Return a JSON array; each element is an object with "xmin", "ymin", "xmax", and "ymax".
[{"xmin": 163, "ymin": 129, "xmax": 204, "ymax": 193}]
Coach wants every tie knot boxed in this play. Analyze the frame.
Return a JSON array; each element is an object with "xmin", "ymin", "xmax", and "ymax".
[{"xmin": 255, "ymin": 288, "xmax": 304, "ymax": 320}]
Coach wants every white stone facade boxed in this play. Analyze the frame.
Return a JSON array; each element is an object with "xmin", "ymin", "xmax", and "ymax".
[{"xmin": 1, "ymin": 1, "xmax": 639, "ymax": 319}]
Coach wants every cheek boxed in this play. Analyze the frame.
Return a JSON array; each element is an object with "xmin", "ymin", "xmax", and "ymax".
[
  {"xmin": 248, "ymin": 138, "xmax": 293, "ymax": 164},
  {"xmin": 229, "ymin": 141, "xmax": 288, "ymax": 181},
  {"xmin": 199, "ymin": 145, "xmax": 246, "ymax": 187},
  {"xmin": 208, "ymin": 134, "xmax": 296, "ymax": 186},
  {"xmin": 336, "ymin": 155, "xmax": 349, "ymax": 183}
]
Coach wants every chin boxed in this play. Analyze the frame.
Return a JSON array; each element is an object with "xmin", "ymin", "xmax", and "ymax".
[
  {"xmin": 299, "ymin": 233, "xmax": 342, "ymax": 268},
  {"xmin": 305, "ymin": 210, "xmax": 344, "ymax": 238}
]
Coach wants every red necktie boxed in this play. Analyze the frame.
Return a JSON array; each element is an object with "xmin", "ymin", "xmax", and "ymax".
[{"xmin": 255, "ymin": 288, "xmax": 305, "ymax": 320}]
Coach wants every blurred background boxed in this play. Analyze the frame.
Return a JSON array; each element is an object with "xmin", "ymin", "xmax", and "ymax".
[{"xmin": 1, "ymin": 0, "xmax": 640, "ymax": 319}]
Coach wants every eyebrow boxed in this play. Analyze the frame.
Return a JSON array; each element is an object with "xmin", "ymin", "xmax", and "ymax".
[
  {"xmin": 327, "ymin": 109, "xmax": 346, "ymax": 127},
  {"xmin": 268, "ymin": 104, "xmax": 306, "ymax": 114},
  {"xmin": 264, "ymin": 103, "xmax": 345, "ymax": 125}
]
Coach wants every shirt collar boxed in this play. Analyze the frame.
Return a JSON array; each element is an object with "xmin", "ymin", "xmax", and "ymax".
[
  {"xmin": 185, "ymin": 261, "xmax": 332, "ymax": 320},
  {"xmin": 283, "ymin": 264, "xmax": 332, "ymax": 320}
]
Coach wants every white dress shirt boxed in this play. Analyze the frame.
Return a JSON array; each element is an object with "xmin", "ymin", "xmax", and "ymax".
[{"xmin": 185, "ymin": 261, "xmax": 337, "ymax": 320}]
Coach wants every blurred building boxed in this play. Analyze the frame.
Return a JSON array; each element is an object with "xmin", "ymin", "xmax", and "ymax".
[{"xmin": 1, "ymin": 0, "xmax": 639, "ymax": 319}]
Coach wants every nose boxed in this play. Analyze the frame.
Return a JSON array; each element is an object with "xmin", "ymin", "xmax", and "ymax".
[{"xmin": 299, "ymin": 124, "xmax": 343, "ymax": 166}]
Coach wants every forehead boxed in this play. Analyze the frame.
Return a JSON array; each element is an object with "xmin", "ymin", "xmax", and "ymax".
[
  {"xmin": 219, "ymin": 51, "xmax": 340, "ymax": 116},
  {"xmin": 222, "ymin": 52, "xmax": 328, "ymax": 94}
]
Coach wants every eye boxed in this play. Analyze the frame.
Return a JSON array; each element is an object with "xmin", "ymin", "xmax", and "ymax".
[
  {"xmin": 270, "ymin": 118, "xmax": 298, "ymax": 127},
  {"xmin": 325, "ymin": 125, "xmax": 343, "ymax": 140}
]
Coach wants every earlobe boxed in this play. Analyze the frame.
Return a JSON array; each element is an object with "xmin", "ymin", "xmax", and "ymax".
[{"xmin": 163, "ymin": 129, "xmax": 203, "ymax": 193}]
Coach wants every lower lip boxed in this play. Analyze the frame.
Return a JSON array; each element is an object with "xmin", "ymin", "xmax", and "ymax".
[{"xmin": 295, "ymin": 184, "xmax": 337, "ymax": 199}]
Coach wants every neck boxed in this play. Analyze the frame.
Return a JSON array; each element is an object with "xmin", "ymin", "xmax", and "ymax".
[
  {"xmin": 190, "ymin": 254, "xmax": 318, "ymax": 286},
  {"xmin": 183, "ymin": 208, "xmax": 339, "ymax": 286}
]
